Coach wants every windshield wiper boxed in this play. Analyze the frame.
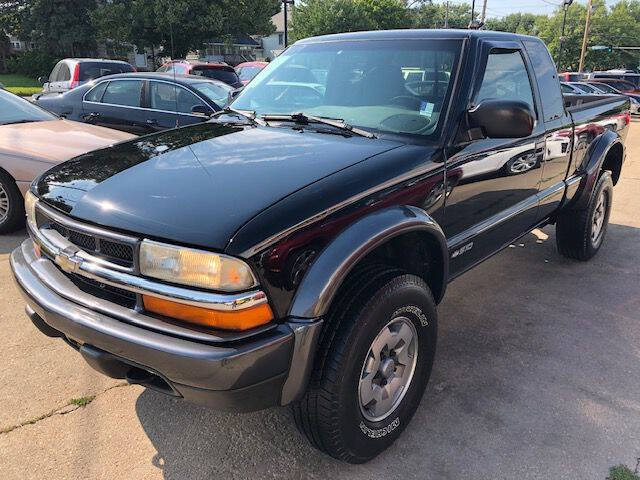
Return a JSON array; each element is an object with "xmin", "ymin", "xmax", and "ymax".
[
  {"xmin": 0, "ymin": 119, "xmax": 36, "ymax": 126},
  {"xmin": 212, "ymin": 107, "xmax": 266, "ymax": 126},
  {"xmin": 261, "ymin": 112, "xmax": 377, "ymax": 139}
]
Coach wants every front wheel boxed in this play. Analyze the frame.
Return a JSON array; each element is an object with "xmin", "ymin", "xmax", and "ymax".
[
  {"xmin": 292, "ymin": 268, "xmax": 437, "ymax": 463},
  {"xmin": 0, "ymin": 171, "xmax": 24, "ymax": 234}
]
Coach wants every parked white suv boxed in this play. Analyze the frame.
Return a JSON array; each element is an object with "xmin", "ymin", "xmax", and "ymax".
[{"xmin": 37, "ymin": 58, "xmax": 135, "ymax": 97}]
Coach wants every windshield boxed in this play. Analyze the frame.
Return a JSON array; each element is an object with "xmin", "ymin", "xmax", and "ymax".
[
  {"xmin": 592, "ymin": 83, "xmax": 618, "ymax": 93},
  {"xmin": 232, "ymin": 39, "xmax": 462, "ymax": 139},
  {"xmin": 238, "ymin": 66, "xmax": 263, "ymax": 82},
  {"xmin": 0, "ymin": 89, "xmax": 57, "ymax": 125},
  {"xmin": 193, "ymin": 81, "xmax": 233, "ymax": 108},
  {"xmin": 192, "ymin": 67, "xmax": 240, "ymax": 85},
  {"xmin": 79, "ymin": 62, "xmax": 134, "ymax": 81}
]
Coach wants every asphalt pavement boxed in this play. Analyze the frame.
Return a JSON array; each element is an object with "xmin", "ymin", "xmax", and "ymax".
[{"xmin": 1, "ymin": 122, "xmax": 639, "ymax": 479}]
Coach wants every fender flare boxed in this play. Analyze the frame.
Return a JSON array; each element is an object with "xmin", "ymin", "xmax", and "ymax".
[
  {"xmin": 567, "ymin": 130, "xmax": 624, "ymax": 211},
  {"xmin": 287, "ymin": 205, "xmax": 449, "ymax": 319}
]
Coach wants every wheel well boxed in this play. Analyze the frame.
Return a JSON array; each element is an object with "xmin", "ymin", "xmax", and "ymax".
[
  {"xmin": 350, "ymin": 231, "xmax": 445, "ymax": 303},
  {"xmin": 602, "ymin": 142, "xmax": 623, "ymax": 185}
]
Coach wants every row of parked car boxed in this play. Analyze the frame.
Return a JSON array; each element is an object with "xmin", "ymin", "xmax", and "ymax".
[
  {"xmin": 0, "ymin": 58, "xmax": 269, "ymax": 232},
  {"xmin": 560, "ymin": 78, "xmax": 640, "ymax": 114},
  {"xmin": 26, "ymin": 58, "xmax": 269, "ymax": 135}
]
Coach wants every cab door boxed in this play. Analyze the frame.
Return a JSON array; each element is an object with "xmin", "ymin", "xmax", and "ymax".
[
  {"xmin": 144, "ymin": 80, "xmax": 211, "ymax": 132},
  {"xmin": 82, "ymin": 79, "xmax": 148, "ymax": 134},
  {"xmin": 443, "ymin": 41, "xmax": 546, "ymax": 277}
]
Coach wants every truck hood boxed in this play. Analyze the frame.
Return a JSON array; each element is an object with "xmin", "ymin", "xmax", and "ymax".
[{"xmin": 36, "ymin": 122, "xmax": 401, "ymax": 250}]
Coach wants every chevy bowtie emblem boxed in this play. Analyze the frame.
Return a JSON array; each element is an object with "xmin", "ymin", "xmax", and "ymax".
[{"xmin": 55, "ymin": 250, "xmax": 83, "ymax": 273}]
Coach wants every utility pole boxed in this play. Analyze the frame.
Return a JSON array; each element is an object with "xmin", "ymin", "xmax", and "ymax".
[
  {"xmin": 283, "ymin": 0, "xmax": 295, "ymax": 48},
  {"xmin": 480, "ymin": 0, "xmax": 488, "ymax": 25},
  {"xmin": 557, "ymin": 0, "xmax": 573, "ymax": 71},
  {"xmin": 579, "ymin": 0, "xmax": 593, "ymax": 72},
  {"xmin": 469, "ymin": 0, "xmax": 476, "ymax": 28},
  {"xmin": 444, "ymin": 1, "xmax": 449, "ymax": 28}
]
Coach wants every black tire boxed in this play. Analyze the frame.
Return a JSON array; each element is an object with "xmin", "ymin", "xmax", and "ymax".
[
  {"xmin": 556, "ymin": 170, "xmax": 613, "ymax": 261},
  {"xmin": 0, "ymin": 170, "xmax": 24, "ymax": 234},
  {"xmin": 292, "ymin": 266, "xmax": 438, "ymax": 463}
]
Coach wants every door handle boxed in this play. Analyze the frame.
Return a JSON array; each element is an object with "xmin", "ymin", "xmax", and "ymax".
[{"xmin": 146, "ymin": 119, "xmax": 158, "ymax": 126}]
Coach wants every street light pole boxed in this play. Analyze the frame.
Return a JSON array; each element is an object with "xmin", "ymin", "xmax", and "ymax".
[
  {"xmin": 283, "ymin": 0, "xmax": 295, "ymax": 48},
  {"xmin": 557, "ymin": 0, "xmax": 573, "ymax": 71}
]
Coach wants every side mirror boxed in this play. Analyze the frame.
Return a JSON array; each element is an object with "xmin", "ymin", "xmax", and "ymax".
[
  {"xmin": 227, "ymin": 87, "xmax": 243, "ymax": 104},
  {"xmin": 467, "ymin": 99, "xmax": 535, "ymax": 139},
  {"xmin": 191, "ymin": 105, "xmax": 213, "ymax": 117},
  {"xmin": 37, "ymin": 76, "xmax": 48, "ymax": 85}
]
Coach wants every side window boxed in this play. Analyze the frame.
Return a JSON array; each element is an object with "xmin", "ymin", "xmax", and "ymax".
[
  {"xmin": 85, "ymin": 82, "xmax": 108, "ymax": 102},
  {"xmin": 149, "ymin": 82, "xmax": 205, "ymax": 113},
  {"xmin": 58, "ymin": 63, "xmax": 71, "ymax": 82},
  {"xmin": 49, "ymin": 62, "xmax": 62, "ymax": 82},
  {"xmin": 102, "ymin": 80, "xmax": 143, "ymax": 107},
  {"xmin": 157, "ymin": 65, "xmax": 168, "ymax": 73},
  {"xmin": 475, "ymin": 50, "xmax": 534, "ymax": 113},
  {"xmin": 523, "ymin": 39, "xmax": 564, "ymax": 122}
]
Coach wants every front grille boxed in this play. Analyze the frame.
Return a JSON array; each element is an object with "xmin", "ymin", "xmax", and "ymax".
[
  {"xmin": 100, "ymin": 239, "xmax": 134, "ymax": 263},
  {"xmin": 68, "ymin": 229, "xmax": 97, "ymax": 251},
  {"xmin": 64, "ymin": 271, "xmax": 137, "ymax": 309},
  {"xmin": 36, "ymin": 210, "xmax": 135, "ymax": 268}
]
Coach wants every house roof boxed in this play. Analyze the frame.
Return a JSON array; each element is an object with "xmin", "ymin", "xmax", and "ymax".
[
  {"xmin": 206, "ymin": 34, "xmax": 260, "ymax": 47},
  {"xmin": 271, "ymin": 9, "xmax": 285, "ymax": 33}
]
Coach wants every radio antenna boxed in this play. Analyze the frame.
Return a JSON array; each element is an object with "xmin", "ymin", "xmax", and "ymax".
[{"xmin": 170, "ymin": 22, "xmax": 179, "ymax": 128}]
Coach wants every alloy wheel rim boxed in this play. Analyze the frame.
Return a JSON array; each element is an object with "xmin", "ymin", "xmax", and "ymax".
[
  {"xmin": 0, "ymin": 184, "xmax": 8, "ymax": 224},
  {"xmin": 358, "ymin": 316, "xmax": 418, "ymax": 422},
  {"xmin": 510, "ymin": 156, "xmax": 537, "ymax": 173},
  {"xmin": 591, "ymin": 190, "xmax": 607, "ymax": 244}
]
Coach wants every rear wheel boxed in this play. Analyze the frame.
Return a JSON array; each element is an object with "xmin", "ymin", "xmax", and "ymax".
[
  {"xmin": 292, "ymin": 266, "xmax": 437, "ymax": 463},
  {"xmin": 556, "ymin": 171, "xmax": 613, "ymax": 260},
  {"xmin": 0, "ymin": 171, "xmax": 24, "ymax": 234}
]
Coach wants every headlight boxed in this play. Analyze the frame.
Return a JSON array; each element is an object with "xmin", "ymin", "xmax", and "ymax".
[
  {"xmin": 24, "ymin": 191, "xmax": 38, "ymax": 232},
  {"xmin": 139, "ymin": 239, "xmax": 257, "ymax": 291}
]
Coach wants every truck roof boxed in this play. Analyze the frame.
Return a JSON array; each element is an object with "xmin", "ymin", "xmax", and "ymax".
[{"xmin": 296, "ymin": 28, "xmax": 540, "ymax": 44}]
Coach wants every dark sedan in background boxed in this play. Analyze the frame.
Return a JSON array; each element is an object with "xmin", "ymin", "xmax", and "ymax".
[{"xmin": 36, "ymin": 73, "xmax": 233, "ymax": 135}]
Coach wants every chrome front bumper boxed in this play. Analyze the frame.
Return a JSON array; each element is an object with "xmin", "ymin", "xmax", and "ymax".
[
  {"xmin": 10, "ymin": 239, "xmax": 323, "ymax": 410},
  {"xmin": 30, "ymin": 201, "xmax": 267, "ymax": 312}
]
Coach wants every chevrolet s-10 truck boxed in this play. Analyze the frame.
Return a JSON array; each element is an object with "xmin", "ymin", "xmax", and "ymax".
[{"xmin": 10, "ymin": 29, "xmax": 628, "ymax": 462}]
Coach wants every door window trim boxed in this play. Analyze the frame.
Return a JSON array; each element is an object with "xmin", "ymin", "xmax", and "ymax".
[
  {"xmin": 147, "ymin": 79, "xmax": 212, "ymax": 116},
  {"xmin": 83, "ymin": 78, "xmax": 215, "ymax": 117}
]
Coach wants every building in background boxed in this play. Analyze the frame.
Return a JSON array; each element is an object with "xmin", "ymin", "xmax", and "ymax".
[
  {"xmin": 198, "ymin": 34, "xmax": 261, "ymax": 66},
  {"xmin": 259, "ymin": 9, "xmax": 286, "ymax": 60}
]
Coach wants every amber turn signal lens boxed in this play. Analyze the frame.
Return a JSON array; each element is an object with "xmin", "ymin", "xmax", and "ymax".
[
  {"xmin": 33, "ymin": 241, "xmax": 41, "ymax": 258},
  {"xmin": 142, "ymin": 295, "xmax": 273, "ymax": 331}
]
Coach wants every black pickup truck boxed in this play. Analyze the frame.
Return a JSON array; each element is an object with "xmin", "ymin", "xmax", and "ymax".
[{"xmin": 10, "ymin": 30, "xmax": 629, "ymax": 463}]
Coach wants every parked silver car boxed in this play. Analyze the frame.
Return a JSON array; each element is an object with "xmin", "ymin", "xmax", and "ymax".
[{"xmin": 37, "ymin": 58, "xmax": 135, "ymax": 97}]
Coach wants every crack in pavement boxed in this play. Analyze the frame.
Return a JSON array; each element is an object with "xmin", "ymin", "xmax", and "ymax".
[{"xmin": 0, "ymin": 382, "xmax": 130, "ymax": 435}]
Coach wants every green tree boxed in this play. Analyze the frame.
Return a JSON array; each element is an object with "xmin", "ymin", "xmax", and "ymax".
[
  {"xmin": 94, "ymin": 0, "xmax": 279, "ymax": 59},
  {"xmin": 485, "ymin": 13, "xmax": 542, "ymax": 35},
  {"xmin": 0, "ymin": 33, "xmax": 9, "ymax": 72},
  {"xmin": 17, "ymin": 0, "xmax": 99, "ymax": 56},
  {"xmin": 410, "ymin": 2, "xmax": 471, "ymax": 29},
  {"xmin": 291, "ymin": 0, "xmax": 410, "ymax": 41}
]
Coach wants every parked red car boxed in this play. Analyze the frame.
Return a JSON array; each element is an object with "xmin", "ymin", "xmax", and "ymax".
[
  {"xmin": 235, "ymin": 61, "xmax": 268, "ymax": 85},
  {"xmin": 157, "ymin": 60, "xmax": 243, "ymax": 89},
  {"xmin": 558, "ymin": 72, "xmax": 586, "ymax": 82},
  {"xmin": 587, "ymin": 78, "xmax": 640, "ymax": 94}
]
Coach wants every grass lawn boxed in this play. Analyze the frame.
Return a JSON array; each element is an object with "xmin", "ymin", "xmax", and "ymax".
[{"xmin": 0, "ymin": 74, "xmax": 42, "ymax": 96}]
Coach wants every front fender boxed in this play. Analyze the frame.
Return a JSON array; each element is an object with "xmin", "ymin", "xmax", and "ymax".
[{"xmin": 288, "ymin": 205, "xmax": 448, "ymax": 319}]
